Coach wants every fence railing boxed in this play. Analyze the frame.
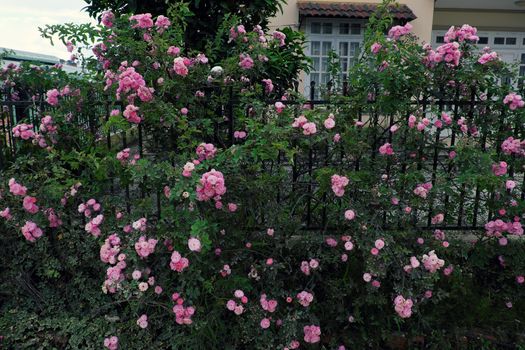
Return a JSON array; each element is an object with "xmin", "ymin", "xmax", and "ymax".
[{"xmin": 1, "ymin": 80, "xmax": 523, "ymax": 233}]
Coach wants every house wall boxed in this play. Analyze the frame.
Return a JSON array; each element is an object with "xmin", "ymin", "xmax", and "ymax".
[
  {"xmin": 269, "ymin": 0, "xmax": 435, "ymax": 43},
  {"xmin": 433, "ymin": 9, "xmax": 525, "ymax": 31}
]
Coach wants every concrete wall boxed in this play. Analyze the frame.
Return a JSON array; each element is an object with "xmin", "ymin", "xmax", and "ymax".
[
  {"xmin": 433, "ymin": 9, "xmax": 525, "ymax": 31},
  {"xmin": 269, "ymin": 0, "xmax": 435, "ymax": 43}
]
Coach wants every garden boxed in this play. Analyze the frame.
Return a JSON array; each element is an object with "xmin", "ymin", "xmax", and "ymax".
[{"xmin": 1, "ymin": 0, "xmax": 525, "ymax": 349}]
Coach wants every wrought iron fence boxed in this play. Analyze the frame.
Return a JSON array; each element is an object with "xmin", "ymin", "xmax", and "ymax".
[{"xmin": 1, "ymin": 80, "xmax": 523, "ymax": 233}]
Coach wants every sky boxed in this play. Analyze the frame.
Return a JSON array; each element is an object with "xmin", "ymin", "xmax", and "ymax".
[{"xmin": 0, "ymin": 0, "xmax": 96, "ymax": 60}]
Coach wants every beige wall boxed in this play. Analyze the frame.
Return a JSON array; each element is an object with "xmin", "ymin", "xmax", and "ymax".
[
  {"xmin": 269, "ymin": 0, "xmax": 435, "ymax": 43},
  {"xmin": 433, "ymin": 9, "xmax": 525, "ymax": 31}
]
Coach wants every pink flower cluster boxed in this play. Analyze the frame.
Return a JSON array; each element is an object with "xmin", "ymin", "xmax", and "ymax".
[
  {"xmin": 239, "ymin": 53, "xmax": 254, "ymax": 70},
  {"xmin": 262, "ymin": 79, "xmax": 274, "ymax": 94},
  {"xmin": 331, "ymin": 174, "xmax": 349, "ymax": 197},
  {"xmin": 132, "ymin": 218, "xmax": 147, "ymax": 231},
  {"xmin": 478, "ymin": 51, "xmax": 498, "ymax": 64},
  {"xmin": 0, "ymin": 208, "xmax": 12, "ymax": 220},
  {"xmin": 137, "ymin": 314, "xmax": 148, "ymax": 329},
  {"xmin": 413, "ymin": 182, "xmax": 432, "ymax": 199},
  {"xmin": 135, "ymin": 236, "xmax": 158, "ymax": 258},
  {"xmin": 23, "ymin": 196, "xmax": 39, "ymax": 214},
  {"xmin": 233, "ymin": 130, "xmax": 247, "ymax": 139},
  {"xmin": 387, "ymin": 23, "xmax": 412, "ymax": 40},
  {"xmin": 300, "ymin": 259, "xmax": 319, "ymax": 275},
  {"xmin": 394, "ymin": 295, "xmax": 413, "ymax": 318},
  {"xmin": 78, "ymin": 198, "xmax": 101, "ymax": 218},
  {"xmin": 129, "ymin": 13, "xmax": 153, "ymax": 29},
  {"xmin": 492, "ymin": 161, "xmax": 508, "ymax": 176},
  {"xmin": 379, "ymin": 142, "xmax": 394, "ymax": 155},
  {"xmin": 46, "ymin": 88, "xmax": 60, "ymax": 106},
  {"xmin": 303, "ymin": 325, "xmax": 321, "ymax": 344},
  {"xmin": 260, "ymin": 293, "xmax": 278, "ymax": 312},
  {"xmin": 196, "ymin": 143, "xmax": 217, "ymax": 161},
  {"xmin": 12, "ymin": 123, "xmax": 35, "ymax": 140},
  {"xmin": 170, "ymin": 251, "xmax": 189, "ymax": 272},
  {"xmin": 501, "ymin": 137, "xmax": 524, "ymax": 156},
  {"xmin": 485, "ymin": 219, "xmax": 523, "ymax": 237},
  {"xmin": 292, "ymin": 115, "xmax": 317, "ymax": 135},
  {"xmin": 9, "ymin": 178, "xmax": 27, "ymax": 196},
  {"xmin": 85, "ymin": 214, "xmax": 104, "ymax": 237},
  {"xmin": 104, "ymin": 336, "xmax": 119, "ymax": 350},
  {"xmin": 172, "ymin": 293, "xmax": 195, "ymax": 325},
  {"xmin": 100, "ymin": 234, "xmax": 121, "ymax": 264},
  {"xmin": 226, "ymin": 290, "xmax": 248, "ymax": 315},
  {"xmin": 123, "ymin": 104, "xmax": 141, "ymax": 123},
  {"xmin": 101, "ymin": 11, "xmax": 114, "ymax": 28},
  {"xmin": 427, "ymin": 42, "xmax": 461, "ymax": 67},
  {"xmin": 173, "ymin": 57, "xmax": 189, "ymax": 76},
  {"xmin": 196, "ymin": 169, "xmax": 226, "ymax": 202},
  {"xmin": 116, "ymin": 148, "xmax": 140, "ymax": 165},
  {"xmin": 229, "ymin": 25, "xmax": 247, "ymax": 42},
  {"xmin": 503, "ymin": 92, "xmax": 525, "ymax": 110},
  {"xmin": 272, "ymin": 31, "xmax": 286, "ymax": 46},
  {"xmin": 21, "ymin": 221, "xmax": 43, "ymax": 242},
  {"xmin": 296, "ymin": 291, "xmax": 314, "ymax": 307},
  {"xmin": 422, "ymin": 250, "xmax": 445, "ymax": 273},
  {"xmin": 444, "ymin": 24, "xmax": 479, "ymax": 43},
  {"xmin": 371, "ymin": 42, "xmax": 382, "ymax": 54}
]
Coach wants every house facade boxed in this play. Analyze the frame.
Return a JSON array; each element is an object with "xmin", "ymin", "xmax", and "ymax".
[{"xmin": 269, "ymin": 0, "xmax": 525, "ymax": 93}]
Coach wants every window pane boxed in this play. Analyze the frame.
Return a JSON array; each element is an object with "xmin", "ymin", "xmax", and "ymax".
[
  {"xmin": 322, "ymin": 42, "xmax": 332, "ymax": 55},
  {"xmin": 478, "ymin": 37, "xmax": 488, "ymax": 44},
  {"xmin": 351, "ymin": 23, "xmax": 361, "ymax": 35},
  {"xmin": 521, "ymin": 54, "xmax": 525, "ymax": 64},
  {"xmin": 350, "ymin": 42, "xmax": 360, "ymax": 56},
  {"xmin": 312, "ymin": 57, "xmax": 320, "ymax": 71},
  {"xmin": 339, "ymin": 23, "xmax": 349, "ymax": 35},
  {"xmin": 520, "ymin": 66, "xmax": 525, "ymax": 76},
  {"xmin": 321, "ymin": 58, "xmax": 329, "ymax": 71},
  {"xmin": 311, "ymin": 22, "xmax": 321, "ymax": 34},
  {"xmin": 322, "ymin": 23, "xmax": 333, "ymax": 34},
  {"xmin": 494, "ymin": 37, "xmax": 504, "ymax": 45},
  {"xmin": 436, "ymin": 36, "xmax": 444, "ymax": 44},
  {"xmin": 339, "ymin": 42, "xmax": 348, "ymax": 56},
  {"xmin": 310, "ymin": 73, "xmax": 319, "ymax": 84},
  {"xmin": 341, "ymin": 60, "xmax": 348, "ymax": 73},
  {"xmin": 311, "ymin": 41, "xmax": 320, "ymax": 55},
  {"xmin": 506, "ymin": 37, "xmax": 517, "ymax": 45},
  {"xmin": 321, "ymin": 73, "xmax": 330, "ymax": 84}
]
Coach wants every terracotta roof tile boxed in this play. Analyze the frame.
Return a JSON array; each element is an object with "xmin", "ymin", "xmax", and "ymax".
[{"xmin": 297, "ymin": 2, "xmax": 417, "ymax": 20}]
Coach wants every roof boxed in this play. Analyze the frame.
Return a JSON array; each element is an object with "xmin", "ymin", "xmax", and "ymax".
[
  {"xmin": 0, "ymin": 47, "xmax": 60, "ymax": 65},
  {"xmin": 297, "ymin": 2, "xmax": 417, "ymax": 21}
]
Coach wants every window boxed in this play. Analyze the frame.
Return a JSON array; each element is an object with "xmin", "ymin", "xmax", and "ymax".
[
  {"xmin": 494, "ymin": 37, "xmax": 505, "ymax": 45},
  {"xmin": 478, "ymin": 37, "xmax": 488, "ymax": 44},
  {"xmin": 309, "ymin": 40, "xmax": 333, "ymax": 86},
  {"xmin": 311, "ymin": 22, "xmax": 321, "ymax": 34},
  {"xmin": 339, "ymin": 42, "xmax": 360, "ymax": 78},
  {"xmin": 506, "ymin": 37, "xmax": 517, "ymax": 45},
  {"xmin": 306, "ymin": 19, "xmax": 365, "ymax": 96},
  {"xmin": 436, "ymin": 36, "xmax": 444, "ymax": 44},
  {"xmin": 322, "ymin": 23, "xmax": 333, "ymax": 34}
]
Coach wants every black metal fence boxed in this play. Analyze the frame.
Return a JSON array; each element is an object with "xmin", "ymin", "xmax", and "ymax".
[{"xmin": 1, "ymin": 81, "xmax": 523, "ymax": 232}]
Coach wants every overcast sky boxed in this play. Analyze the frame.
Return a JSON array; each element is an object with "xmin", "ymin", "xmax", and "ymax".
[{"xmin": 0, "ymin": 0, "xmax": 96, "ymax": 60}]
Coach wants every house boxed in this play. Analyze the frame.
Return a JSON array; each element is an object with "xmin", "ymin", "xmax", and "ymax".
[
  {"xmin": 0, "ymin": 47, "xmax": 81, "ymax": 74},
  {"xmin": 269, "ymin": 0, "xmax": 525, "ymax": 92}
]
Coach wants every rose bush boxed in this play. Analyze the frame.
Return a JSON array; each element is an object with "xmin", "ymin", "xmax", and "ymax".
[{"xmin": 1, "ymin": 1, "xmax": 525, "ymax": 348}]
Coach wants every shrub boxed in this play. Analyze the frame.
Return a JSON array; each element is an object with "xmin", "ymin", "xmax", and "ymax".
[{"xmin": 1, "ymin": 1, "xmax": 525, "ymax": 349}]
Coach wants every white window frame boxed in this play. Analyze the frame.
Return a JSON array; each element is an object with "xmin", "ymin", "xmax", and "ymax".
[{"xmin": 304, "ymin": 18, "xmax": 365, "ymax": 97}]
